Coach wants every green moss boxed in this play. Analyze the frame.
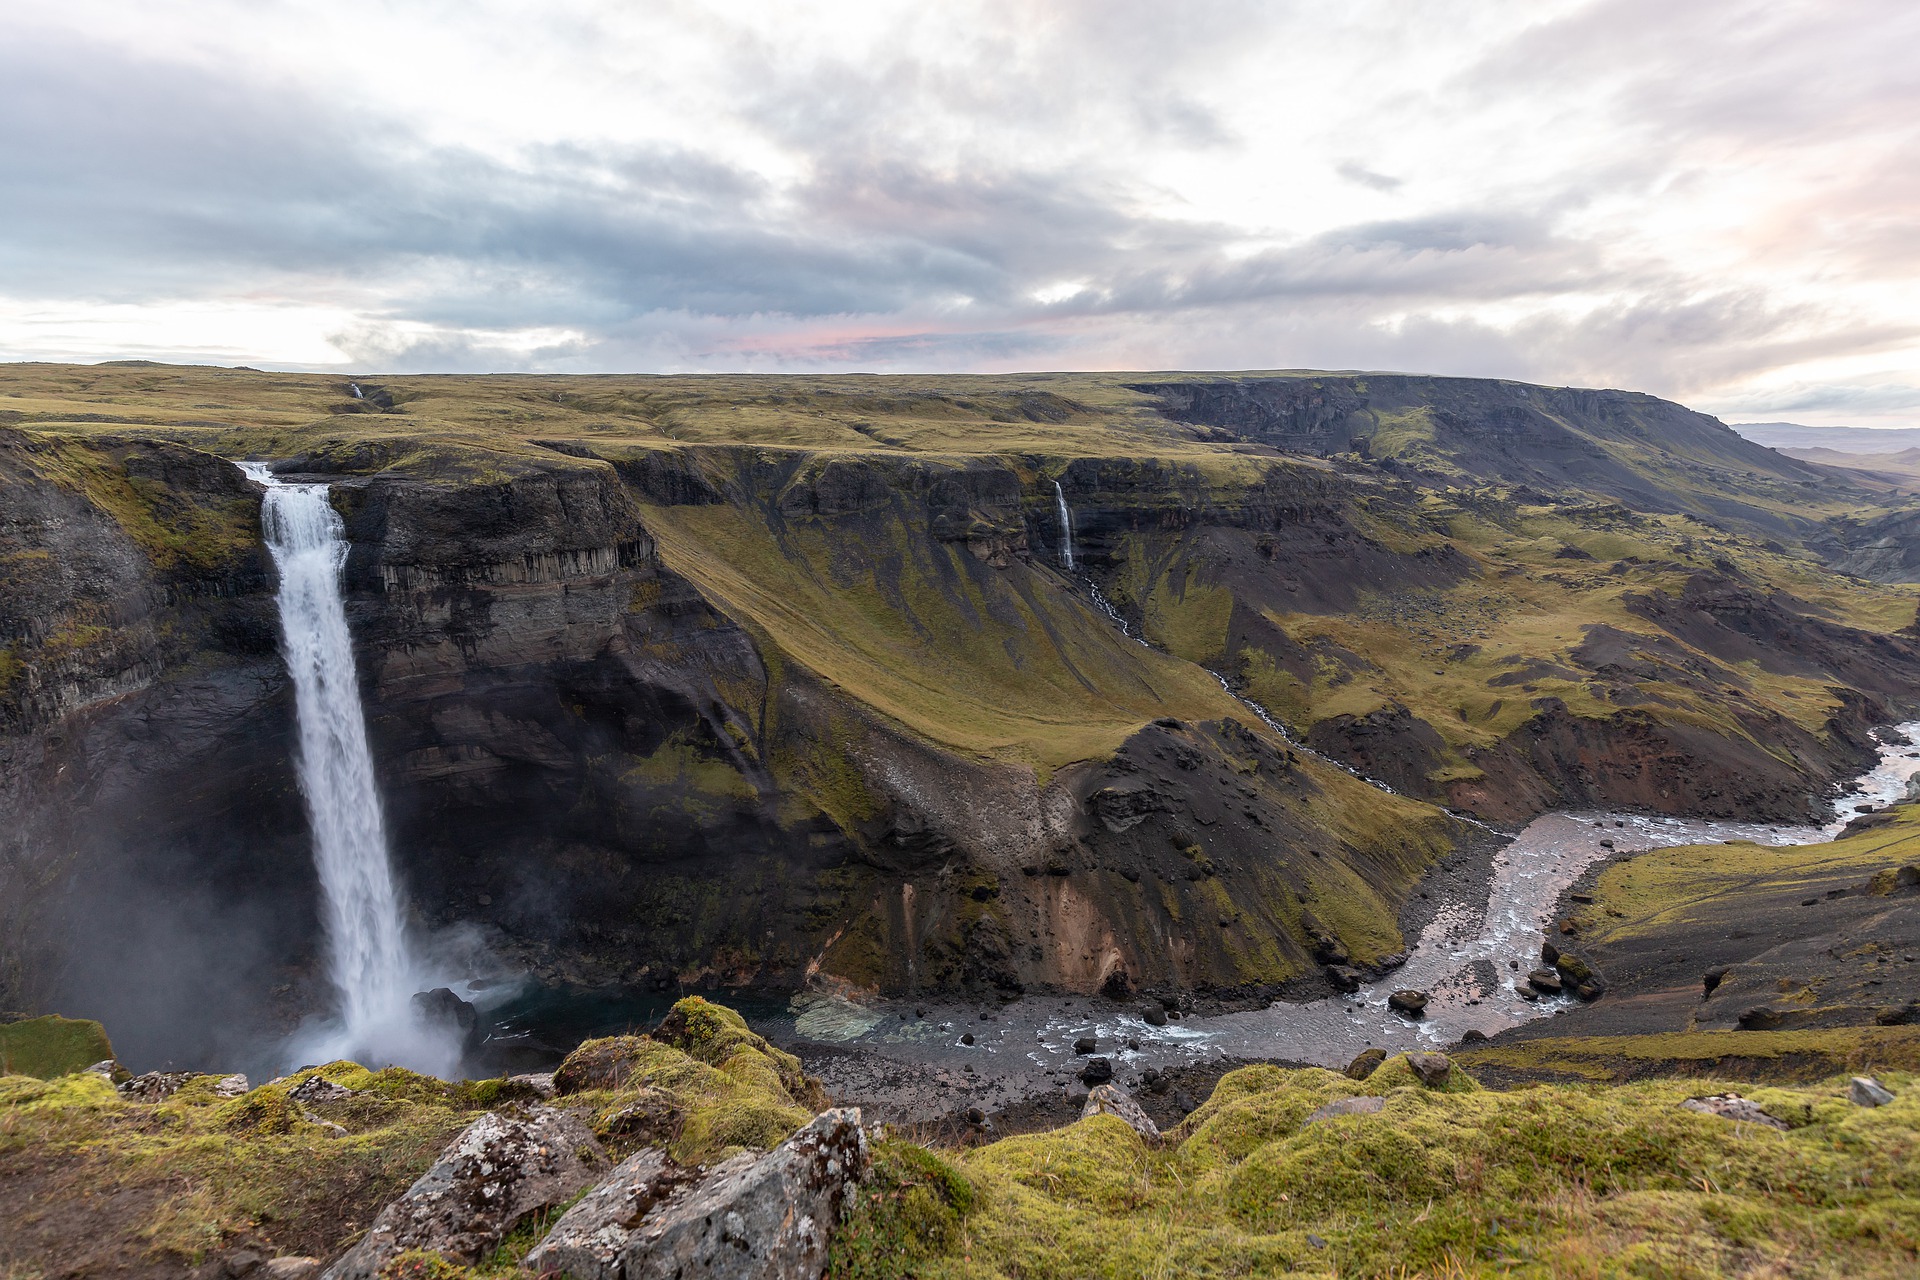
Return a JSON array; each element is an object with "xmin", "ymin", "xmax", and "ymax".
[
  {"xmin": 829, "ymin": 1140, "xmax": 977, "ymax": 1280},
  {"xmin": 914, "ymin": 1061, "xmax": 1920, "ymax": 1279},
  {"xmin": 1359, "ymin": 1053, "xmax": 1481, "ymax": 1095},
  {"xmin": 0, "ymin": 1015, "xmax": 114, "ymax": 1078}
]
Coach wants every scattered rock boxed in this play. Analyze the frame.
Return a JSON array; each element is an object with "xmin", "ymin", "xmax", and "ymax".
[
  {"xmin": 1850, "ymin": 1076, "xmax": 1895, "ymax": 1107},
  {"xmin": 1526, "ymin": 969, "xmax": 1563, "ymax": 995},
  {"xmin": 1552, "ymin": 951, "xmax": 1607, "ymax": 1001},
  {"xmin": 1081, "ymin": 1083, "xmax": 1161, "ymax": 1144},
  {"xmin": 1387, "ymin": 989, "xmax": 1428, "ymax": 1017},
  {"xmin": 1324, "ymin": 964, "xmax": 1364, "ymax": 993},
  {"xmin": 1303, "ymin": 1095, "xmax": 1386, "ymax": 1126},
  {"xmin": 528, "ymin": 1109, "xmax": 868, "ymax": 1280},
  {"xmin": 1079, "ymin": 1057, "xmax": 1113, "ymax": 1086},
  {"xmin": 1678, "ymin": 1094, "xmax": 1789, "ymax": 1131},
  {"xmin": 1072, "ymin": 1035, "xmax": 1097, "ymax": 1055},
  {"xmin": 83, "ymin": 1059, "xmax": 130, "ymax": 1085},
  {"xmin": 214, "ymin": 1074, "xmax": 251, "ymax": 1098},
  {"xmin": 119, "ymin": 1071, "xmax": 194, "ymax": 1102},
  {"xmin": 288, "ymin": 1076, "xmax": 357, "ymax": 1105},
  {"xmin": 507, "ymin": 1072, "xmax": 556, "ymax": 1099},
  {"xmin": 260, "ymin": 1259, "xmax": 320, "ymax": 1280},
  {"xmin": 959, "ymin": 1033, "xmax": 974, "ymax": 1046},
  {"xmin": 319, "ymin": 1106, "xmax": 604, "ymax": 1279},
  {"xmin": 1344, "ymin": 1048, "xmax": 1388, "ymax": 1080},
  {"xmin": 1142, "ymin": 1004, "xmax": 1168, "ymax": 1027},
  {"xmin": 1406, "ymin": 1052, "xmax": 1453, "ymax": 1087}
]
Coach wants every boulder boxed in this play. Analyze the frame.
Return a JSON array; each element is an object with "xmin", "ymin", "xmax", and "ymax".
[
  {"xmin": 518, "ymin": 1148, "xmax": 690, "ymax": 1280},
  {"xmin": 214, "ymin": 1074, "xmax": 251, "ymax": 1098},
  {"xmin": 1406, "ymin": 1052, "xmax": 1454, "ymax": 1087},
  {"xmin": 260, "ymin": 1260, "xmax": 320, "ymax": 1280},
  {"xmin": 411, "ymin": 987, "xmax": 482, "ymax": 1050},
  {"xmin": 1850, "ymin": 1076, "xmax": 1895, "ymax": 1107},
  {"xmin": 1526, "ymin": 969, "xmax": 1563, "ymax": 995},
  {"xmin": 319, "ymin": 1106, "xmax": 604, "ymax": 1279},
  {"xmin": 525, "ymin": 1109, "xmax": 868, "ymax": 1280},
  {"xmin": 1141, "ymin": 1004, "xmax": 1168, "ymax": 1027},
  {"xmin": 1081, "ymin": 1084, "xmax": 1161, "ymax": 1144},
  {"xmin": 120, "ymin": 1071, "xmax": 194, "ymax": 1102},
  {"xmin": 1079, "ymin": 1057, "xmax": 1113, "ymax": 1086},
  {"xmin": 1737, "ymin": 1007, "xmax": 1785, "ymax": 1031},
  {"xmin": 1344, "ymin": 1048, "xmax": 1388, "ymax": 1080},
  {"xmin": 1302, "ymin": 1096, "xmax": 1386, "ymax": 1126},
  {"xmin": 1678, "ymin": 1094, "xmax": 1789, "ymax": 1131},
  {"xmin": 1387, "ymin": 989, "xmax": 1428, "ymax": 1017},
  {"xmin": 1324, "ymin": 965, "xmax": 1364, "ymax": 994},
  {"xmin": 508, "ymin": 1072, "xmax": 557, "ymax": 1099},
  {"xmin": 1072, "ymin": 1035, "xmax": 1097, "ymax": 1055},
  {"xmin": 288, "ymin": 1076, "xmax": 357, "ymax": 1105},
  {"xmin": 1552, "ymin": 952, "xmax": 1607, "ymax": 1001}
]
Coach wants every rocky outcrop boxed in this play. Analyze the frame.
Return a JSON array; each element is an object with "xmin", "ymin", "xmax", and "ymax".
[
  {"xmin": 523, "ymin": 1109, "xmax": 867, "ymax": 1280},
  {"xmin": 320, "ymin": 1106, "xmax": 603, "ymax": 1279}
]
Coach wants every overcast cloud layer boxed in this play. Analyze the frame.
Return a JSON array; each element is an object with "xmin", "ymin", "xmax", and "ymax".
[{"xmin": 2, "ymin": 0, "xmax": 1917, "ymax": 423}]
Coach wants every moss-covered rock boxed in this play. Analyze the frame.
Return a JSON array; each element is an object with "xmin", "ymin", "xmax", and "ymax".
[{"xmin": 0, "ymin": 1014, "xmax": 114, "ymax": 1078}]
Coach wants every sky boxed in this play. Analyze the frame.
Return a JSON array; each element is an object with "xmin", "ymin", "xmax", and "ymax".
[{"xmin": 2, "ymin": 0, "xmax": 1917, "ymax": 425}]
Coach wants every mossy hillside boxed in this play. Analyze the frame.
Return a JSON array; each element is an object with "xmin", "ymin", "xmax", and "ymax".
[
  {"xmin": 0, "ymin": 1015, "xmax": 113, "ymax": 1078},
  {"xmin": 1567, "ymin": 805, "xmax": 1920, "ymax": 943},
  {"xmin": 1457, "ymin": 1026, "xmax": 1920, "ymax": 1086},
  {"xmin": 1118, "ymin": 484, "xmax": 1917, "ymax": 807},
  {"xmin": 0, "ymin": 999, "xmax": 824, "ymax": 1273},
  {"xmin": 638, "ymin": 491, "xmax": 1242, "ymax": 769},
  {"xmin": 849, "ymin": 1054, "xmax": 1920, "ymax": 1280}
]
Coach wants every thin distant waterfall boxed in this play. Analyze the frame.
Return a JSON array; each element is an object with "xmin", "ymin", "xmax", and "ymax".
[
  {"xmin": 241, "ymin": 461, "xmax": 417, "ymax": 1059},
  {"xmin": 1054, "ymin": 480, "xmax": 1075, "ymax": 570}
]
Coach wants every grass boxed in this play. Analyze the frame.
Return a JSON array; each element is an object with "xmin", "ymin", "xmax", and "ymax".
[
  {"xmin": 0, "ymin": 999, "xmax": 819, "ymax": 1275},
  {"xmin": 837, "ymin": 1049, "xmax": 1920, "ymax": 1279},
  {"xmin": 1568, "ymin": 806, "xmax": 1920, "ymax": 943},
  {"xmin": 0, "ymin": 1017, "xmax": 113, "ymax": 1079}
]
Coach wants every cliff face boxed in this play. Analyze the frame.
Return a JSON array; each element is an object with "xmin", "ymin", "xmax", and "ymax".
[{"xmin": 4, "ymin": 364, "xmax": 1917, "ymax": 1069}]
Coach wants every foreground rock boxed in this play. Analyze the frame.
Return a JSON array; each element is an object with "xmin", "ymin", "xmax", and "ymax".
[
  {"xmin": 1080, "ymin": 1084, "xmax": 1160, "ymax": 1144},
  {"xmin": 1851, "ymin": 1076, "xmax": 1896, "ymax": 1107},
  {"xmin": 1303, "ymin": 1095, "xmax": 1386, "ymax": 1126},
  {"xmin": 1678, "ymin": 1093, "xmax": 1789, "ymax": 1131},
  {"xmin": 320, "ymin": 1107, "xmax": 603, "ymax": 1279},
  {"xmin": 522, "ymin": 1109, "xmax": 867, "ymax": 1280}
]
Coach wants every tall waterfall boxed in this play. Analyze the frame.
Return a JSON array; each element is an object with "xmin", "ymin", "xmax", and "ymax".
[
  {"xmin": 1054, "ymin": 480, "xmax": 1075, "ymax": 570},
  {"xmin": 241, "ymin": 462, "xmax": 424, "ymax": 1066}
]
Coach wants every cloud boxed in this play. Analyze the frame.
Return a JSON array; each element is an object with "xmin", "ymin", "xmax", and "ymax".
[{"xmin": 0, "ymin": 0, "xmax": 1913, "ymax": 423}]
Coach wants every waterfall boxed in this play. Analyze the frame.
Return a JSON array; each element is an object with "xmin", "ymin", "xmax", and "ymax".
[
  {"xmin": 241, "ymin": 461, "xmax": 424, "ymax": 1066},
  {"xmin": 348, "ymin": 382, "xmax": 363, "ymax": 399},
  {"xmin": 1053, "ymin": 481, "xmax": 1075, "ymax": 570}
]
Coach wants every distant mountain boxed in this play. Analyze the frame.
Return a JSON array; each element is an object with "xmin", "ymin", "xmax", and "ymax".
[{"xmin": 1734, "ymin": 421, "xmax": 1920, "ymax": 453}]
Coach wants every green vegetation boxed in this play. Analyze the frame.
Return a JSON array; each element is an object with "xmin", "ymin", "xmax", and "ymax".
[
  {"xmin": 0, "ymin": 1015, "xmax": 113, "ymax": 1078},
  {"xmin": 836, "ymin": 1050, "xmax": 1920, "ymax": 1279},
  {"xmin": 1458, "ymin": 1026, "xmax": 1920, "ymax": 1086}
]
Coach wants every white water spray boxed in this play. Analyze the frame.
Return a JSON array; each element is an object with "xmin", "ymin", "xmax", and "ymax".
[
  {"xmin": 1053, "ymin": 481, "xmax": 1074, "ymax": 570},
  {"xmin": 241, "ymin": 462, "xmax": 436, "ymax": 1069}
]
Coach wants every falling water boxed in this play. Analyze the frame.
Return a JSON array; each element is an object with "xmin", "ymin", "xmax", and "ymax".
[
  {"xmin": 347, "ymin": 381, "xmax": 364, "ymax": 399},
  {"xmin": 241, "ymin": 461, "xmax": 425, "ymax": 1066},
  {"xmin": 1053, "ymin": 481, "xmax": 1075, "ymax": 569}
]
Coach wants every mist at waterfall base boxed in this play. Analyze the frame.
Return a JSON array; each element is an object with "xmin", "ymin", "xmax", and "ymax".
[{"xmin": 243, "ymin": 462, "xmax": 485, "ymax": 1079}]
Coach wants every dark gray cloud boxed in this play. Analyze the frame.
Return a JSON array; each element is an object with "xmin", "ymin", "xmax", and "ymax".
[{"xmin": 0, "ymin": 1, "xmax": 1914, "ymax": 419}]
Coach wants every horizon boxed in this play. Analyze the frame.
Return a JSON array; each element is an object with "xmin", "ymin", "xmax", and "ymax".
[{"xmin": 3, "ymin": 3, "xmax": 1917, "ymax": 430}]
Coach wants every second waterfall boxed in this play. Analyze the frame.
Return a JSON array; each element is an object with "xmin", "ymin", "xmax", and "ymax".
[{"xmin": 242, "ymin": 462, "xmax": 430, "ymax": 1069}]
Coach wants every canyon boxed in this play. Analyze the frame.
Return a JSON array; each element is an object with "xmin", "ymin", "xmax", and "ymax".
[{"xmin": 4, "ymin": 363, "xmax": 1920, "ymax": 1074}]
